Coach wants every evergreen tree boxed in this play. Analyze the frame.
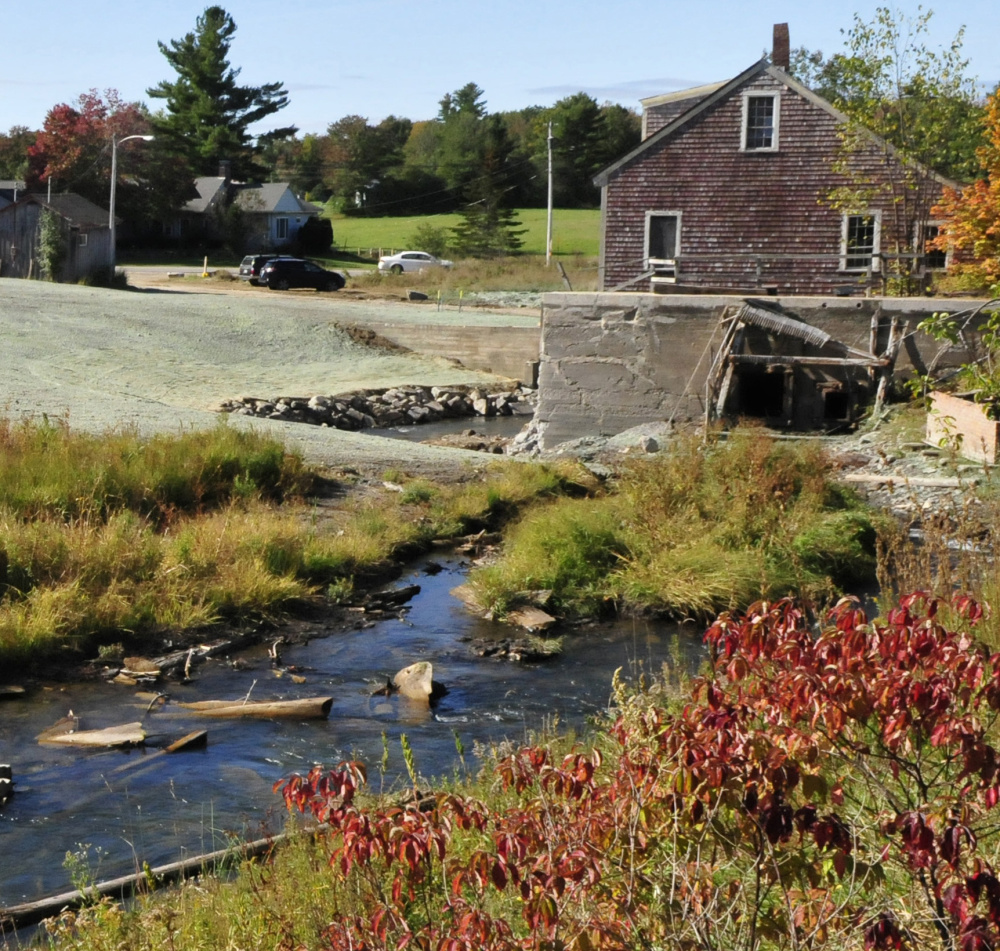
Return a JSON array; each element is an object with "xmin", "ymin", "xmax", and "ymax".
[
  {"xmin": 147, "ymin": 6, "xmax": 295, "ymax": 180},
  {"xmin": 450, "ymin": 115, "xmax": 526, "ymax": 257}
]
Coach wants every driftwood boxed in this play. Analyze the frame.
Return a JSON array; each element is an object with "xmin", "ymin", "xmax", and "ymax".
[
  {"xmin": 110, "ymin": 731, "xmax": 208, "ymax": 775},
  {"xmin": 38, "ymin": 722, "xmax": 146, "ymax": 748},
  {"xmin": 0, "ymin": 830, "xmax": 313, "ymax": 932},
  {"xmin": 177, "ymin": 697, "xmax": 333, "ymax": 719},
  {"xmin": 0, "ymin": 686, "xmax": 26, "ymax": 701},
  {"xmin": 842, "ymin": 473, "xmax": 975, "ymax": 488}
]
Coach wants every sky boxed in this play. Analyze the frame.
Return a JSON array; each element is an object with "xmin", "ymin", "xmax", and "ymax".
[{"xmin": 3, "ymin": 0, "xmax": 998, "ymax": 137}]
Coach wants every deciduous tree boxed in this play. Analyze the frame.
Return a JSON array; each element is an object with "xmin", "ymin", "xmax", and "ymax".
[{"xmin": 932, "ymin": 87, "xmax": 1000, "ymax": 290}]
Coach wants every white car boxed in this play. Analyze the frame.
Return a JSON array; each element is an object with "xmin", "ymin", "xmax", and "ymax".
[{"xmin": 377, "ymin": 251, "xmax": 453, "ymax": 274}]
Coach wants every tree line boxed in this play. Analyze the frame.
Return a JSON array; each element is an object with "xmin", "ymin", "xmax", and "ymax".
[{"xmin": 0, "ymin": 6, "xmax": 639, "ymax": 256}]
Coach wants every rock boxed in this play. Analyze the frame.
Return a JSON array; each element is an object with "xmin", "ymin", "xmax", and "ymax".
[
  {"xmin": 639, "ymin": 436, "xmax": 659, "ymax": 453},
  {"xmin": 392, "ymin": 661, "xmax": 435, "ymax": 702},
  {"xmin": 506, "ymin": 607, "xmax": 558, "ymax": 632},
  {"xmin": 407, "ymin": 290, "xmax": 429, "ymax": 301}
]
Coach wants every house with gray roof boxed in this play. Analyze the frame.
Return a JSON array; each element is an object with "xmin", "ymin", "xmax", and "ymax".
[{"xmin": 171, "ymin": 165, "xmax": 321, "ymax": 252}]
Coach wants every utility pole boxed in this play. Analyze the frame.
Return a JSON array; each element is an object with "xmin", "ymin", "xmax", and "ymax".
[{"xmin": 545, "ymin": 121, "xmax": 553, "ymax": 266}]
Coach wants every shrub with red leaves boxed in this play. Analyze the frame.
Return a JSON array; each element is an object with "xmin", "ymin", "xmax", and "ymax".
[{"xmin": 277, "ymin": 592, "xmax": 1000, "ymax": 951}]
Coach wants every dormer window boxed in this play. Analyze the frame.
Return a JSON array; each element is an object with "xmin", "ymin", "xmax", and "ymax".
[{"xmin": 741, "ymin": 91, "xmax": 780, "ymax": 151}]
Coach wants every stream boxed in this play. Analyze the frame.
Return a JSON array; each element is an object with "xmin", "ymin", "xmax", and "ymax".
[{"xmin": 0, "ymin": 550, "xmax": 705, "ymax": 915}]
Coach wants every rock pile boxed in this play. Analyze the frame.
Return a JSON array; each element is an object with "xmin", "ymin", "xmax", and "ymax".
[{"xmin": 220, "ymin": 384, "xmax": 537, "ymax": 431}]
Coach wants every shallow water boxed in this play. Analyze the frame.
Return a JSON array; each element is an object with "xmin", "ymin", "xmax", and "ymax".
[{"xmin": 0, "ymin": 552, "xmax": 704, "ymax": 911}]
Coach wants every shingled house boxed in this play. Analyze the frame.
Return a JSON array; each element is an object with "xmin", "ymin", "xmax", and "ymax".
[{"xmin": 594, "ymin": 24, "xmax": 956, "ymax": 296}]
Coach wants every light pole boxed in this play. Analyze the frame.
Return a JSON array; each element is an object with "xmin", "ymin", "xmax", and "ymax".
[{"xmin": 109, "ymin": 134, "xmax": 153, "ymax": 272}]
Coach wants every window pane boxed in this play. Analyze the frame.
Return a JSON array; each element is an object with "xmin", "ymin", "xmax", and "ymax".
[
  {"xmin": 924, "ymin": 225, "xmax": 947, "ymax": 269},
  {"xmin": 846, "ymin": 215, "xmax": 876, "ymax": 269},
  {"xmin": 649, "ymin": 215, "xmax": 678, "ymax": 258},
  {"xmin": 746, "ymin": 97, "xmax": 774, "ymax": 149}
]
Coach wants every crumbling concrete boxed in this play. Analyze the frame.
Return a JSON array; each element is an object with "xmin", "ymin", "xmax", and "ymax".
[{"xmin": 533, "ymin": 292, "xmax": 983, "ymax": 451}]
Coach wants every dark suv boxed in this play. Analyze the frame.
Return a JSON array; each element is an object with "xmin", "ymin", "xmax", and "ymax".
[
  {"xmin": 261, "ymin": 257, "xmax": 346, "ymax": 292},
  {"xmin": 238, "ymin": 254, "xmax": 276, "ymax": 285}
]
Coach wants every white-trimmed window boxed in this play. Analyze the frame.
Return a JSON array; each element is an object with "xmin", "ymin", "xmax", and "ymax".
[
  {"xmin": 275, "ymin": 217, "xmax": 289, "ymax": 240},
  {"xmin": 841, "ymin": 212, "xmax": 881, "ymax": 271},
  {"xmin": 917, "ymin": 221, "xmax": 949, "ymax": 270},
  {"xmin": 741, "ymin": 91, "xmax": 780, "ymax": 151},
  {"xmin": 644, "ymin": 210, "xmax": 681, "ymax": 264},
  {"xmin": 77, "ymin": 233, "xmax": 88, "ymax": 247}
]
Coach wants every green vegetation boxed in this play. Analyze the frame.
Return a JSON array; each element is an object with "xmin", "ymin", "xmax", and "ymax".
[
  {"xmin": 469, "ymin": 431, "xmax": 881, "ymax": 620},
  {"xmin": 0, "ymin": 418, "xmax": 580, "ymax": 666},
  {"xmin": 328, "ymin": 208, "xmax": 601, "ymax": 258}
]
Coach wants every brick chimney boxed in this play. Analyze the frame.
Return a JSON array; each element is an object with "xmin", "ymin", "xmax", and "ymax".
[{"xmin": 772, "ymin": 23, "xmax": 790, "ymax": 71}]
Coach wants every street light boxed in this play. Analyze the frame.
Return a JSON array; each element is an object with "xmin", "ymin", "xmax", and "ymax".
[{"xmin": 109, "ymin": 134, "xmax": 153, "ymax": 272}]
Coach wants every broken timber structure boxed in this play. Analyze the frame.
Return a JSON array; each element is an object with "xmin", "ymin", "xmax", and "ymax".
[{"xmin": 704, "ymin": 299, "xmax": 894, "ymax": 430}]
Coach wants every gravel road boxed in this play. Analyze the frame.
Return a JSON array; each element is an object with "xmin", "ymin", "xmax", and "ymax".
[{"xmin": 0, "ymin": 278, "xmax": 529, "ymax": 476}]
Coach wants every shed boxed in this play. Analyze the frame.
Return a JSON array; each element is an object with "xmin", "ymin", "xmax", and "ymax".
[{"xmin": 0, "ymin": 193, "xmax": 112, "ymax": 282}]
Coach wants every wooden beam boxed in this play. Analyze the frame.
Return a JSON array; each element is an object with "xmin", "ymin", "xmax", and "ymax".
[{"xmin": 729, "ymin": 355, "xmax": 885, "ymax": 368}]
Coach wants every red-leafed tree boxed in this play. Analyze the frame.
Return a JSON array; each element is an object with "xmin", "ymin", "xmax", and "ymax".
[
  {"xmin": 26, "ymin": 88, "xmax": 194, "ymax": 230},
  {"xmin": 932, "ymin": 88, "xmax": 1000, "ymax": 290},
  {"xmin": 277, "ymin": 591, "xmax": 1000, "ymax": 951}
]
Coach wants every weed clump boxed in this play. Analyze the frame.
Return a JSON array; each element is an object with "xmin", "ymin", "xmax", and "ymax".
[{"xmin": 470, "ymin": 430, "xmax": 882, "ymax": 619}]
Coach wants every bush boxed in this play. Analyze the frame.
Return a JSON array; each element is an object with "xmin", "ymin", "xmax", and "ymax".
[{"xmin": 295, "ymin": 216, "xmax": 333, "ymax": 255}]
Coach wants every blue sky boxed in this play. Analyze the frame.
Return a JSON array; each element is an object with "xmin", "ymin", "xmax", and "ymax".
[{"xmin": 3, "ymin": 0, "xmax": 997, "ymax": 137}]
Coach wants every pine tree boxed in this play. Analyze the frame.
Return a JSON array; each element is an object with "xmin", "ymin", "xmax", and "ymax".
[
  {"xmin": 147, "ymin": 6, "xmax": 295, "ymax": 180},
  {"xmin": 450, "ymin": 115, "xmax": 526, "ymax": 258}
]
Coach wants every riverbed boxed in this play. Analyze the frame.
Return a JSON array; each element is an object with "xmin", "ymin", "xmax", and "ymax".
[{"xmin": 0, "ymin": 550, "xmax": 703, "ymax": 914}]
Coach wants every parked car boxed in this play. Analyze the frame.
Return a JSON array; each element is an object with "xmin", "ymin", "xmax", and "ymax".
[
  {"xmin": 238, "ymin": 253, "xmax": 276, "ymax": 285},
  {"xmin": 377, "ymin": 251, "xmax": 453, "ymax": 274},
  {"xmin": 260, "ymin": 257, "xmax": 346, "ymax": 292}
]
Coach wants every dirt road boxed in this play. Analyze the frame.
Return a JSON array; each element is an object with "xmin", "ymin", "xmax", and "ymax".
[{"xmin": 0, "ymin": 278, "xmax": 527, "ymax": 476}]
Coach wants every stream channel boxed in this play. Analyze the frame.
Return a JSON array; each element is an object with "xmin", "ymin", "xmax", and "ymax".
[{"xmin": 0, "ymin": 549, "xmax": 705, "ymax": 916}]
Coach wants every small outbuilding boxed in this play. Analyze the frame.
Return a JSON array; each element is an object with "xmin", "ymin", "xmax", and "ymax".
[{"xmin": 0, "ymin": 193, "xmax": 112, "ymax": 282}]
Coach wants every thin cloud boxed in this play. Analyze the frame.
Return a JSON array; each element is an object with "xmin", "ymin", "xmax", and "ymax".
[{"xmin": 529, "ymin": 76, "xmax": 712, "ymax": 102}]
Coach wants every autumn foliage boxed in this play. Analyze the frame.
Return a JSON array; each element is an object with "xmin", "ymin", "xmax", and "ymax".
[
  {"xmin": 280, "ymin": 592, "xmax": 1000, "ymax": 951},
  {"xmin": 932, "ymin": 88, "xmax": 1000, "ymax": 289}
]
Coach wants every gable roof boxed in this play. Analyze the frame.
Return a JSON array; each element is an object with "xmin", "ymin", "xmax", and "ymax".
[
  {"xmin": 183, "ymin": 179, "xmax": 319, "ymax": 216},
  {"xmin": 232, "ymin": 183, "xmax": 317, "ymax": 215},
  {"xmin": 3, "ymin": 192, "xmax": 110, "ymax": 229},
  {"xmin": 185, "ymin": 177, "xmax": 228, "ymax": 213},
  {"xmin": 594, "ymin": 59, "xmax": 960, "ymax": 191}
]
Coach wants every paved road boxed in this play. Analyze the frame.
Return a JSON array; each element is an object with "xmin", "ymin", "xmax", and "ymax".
[{"xmin": 0, "ymin": 278, "xmax": 523, "ymax": 475}]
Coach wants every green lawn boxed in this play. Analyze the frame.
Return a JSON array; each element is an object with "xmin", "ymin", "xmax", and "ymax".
[{"xmin": 327, "ymin": 207, "xmax": 601, "ymax": 257}]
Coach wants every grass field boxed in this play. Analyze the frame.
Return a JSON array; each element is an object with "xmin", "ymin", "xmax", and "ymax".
[{"xmin": 328, "ymin": 207, "xmax": 601, "ymax": 257}]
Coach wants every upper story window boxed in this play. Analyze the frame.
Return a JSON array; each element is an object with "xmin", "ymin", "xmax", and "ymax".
[{"xmin": 741, "ymin": 91, "xmax": 780, "ymax": 152}]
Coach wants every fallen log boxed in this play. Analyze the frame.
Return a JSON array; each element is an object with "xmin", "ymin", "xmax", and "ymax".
[
  {"xmin": 110, "ymin": 730, "xmax": 208, "ymax": 775},
  {"xmin": 0, "ymin": 686, "xmax": 26, "ymax": 701},
  {"xmin": 177, "ymin": 697, "xmax": 333, "ymax": 719},
  {"xmin": 0, "ymin": 829, "xmax": 314, "ymax": 932},
  {"xmin": 842, "ymin": 473, "xmax": 976, "ymax": 488},
  {"xmin": 38, "ymin": 722, "xmax": 146, "ymax": 748}
]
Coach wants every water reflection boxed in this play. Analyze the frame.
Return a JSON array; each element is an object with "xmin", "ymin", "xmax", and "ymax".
[{"xmin": 0, "ymin": 553, "xmax": 705, "ymax": 909}]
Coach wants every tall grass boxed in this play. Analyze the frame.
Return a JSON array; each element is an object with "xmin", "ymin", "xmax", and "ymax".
[
  {"xmin": 470, "ymin": 430, "xmax": 883, "ymax": 620},
  {"xmin": 0, "ymin": 420, "xmax": 586, "ymax": 665}
]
